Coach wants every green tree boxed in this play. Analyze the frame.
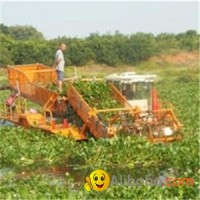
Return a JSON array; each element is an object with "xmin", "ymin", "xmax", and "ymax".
[
  {"xmin": 176, "ymin": 30, "xmax": 199, "ymax": 51},
  {"xmin": 67, "ymin": 39, "xmax": 95, "ymax": 66},
  {"xmin": 0, "ymin": 34, "xmax": 15, "ymax": 66},
  {"xmin": 126, "ymin": 33, "xmax": 156, "ymax": 64},
  {"xmin": 87, "ymin": 33, "xmax": 121, "ymax": 66},
  {"xmin": 11, "ymin": 40, "xmax": 54, "ymax": 65},
  {"xmin": 0, "ymin": 24, "xmax": 10, "ymax": 35},
  {"xmin": 6, "ymin": 25, "xmax": 44, "ymax": 40},
  {"xmin": 155, "ymin": 33, "xmax": 179, "ymax": 53}
]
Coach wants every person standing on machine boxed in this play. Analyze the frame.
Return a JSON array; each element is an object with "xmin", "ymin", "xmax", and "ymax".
[{"xmin": 54, "ymin": 43, "xmax": 67, "ymax": 93}]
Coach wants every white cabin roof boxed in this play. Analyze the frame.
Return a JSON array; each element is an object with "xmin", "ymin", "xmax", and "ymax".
[{"xmin": 106, "ymin": 72, "xmax": 156, "ymax": 83}]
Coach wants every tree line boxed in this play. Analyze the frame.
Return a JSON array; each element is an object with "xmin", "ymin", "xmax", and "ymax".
[{"xmin": 0, "ymin": 24, "xmax": 199, "ymax": 67}]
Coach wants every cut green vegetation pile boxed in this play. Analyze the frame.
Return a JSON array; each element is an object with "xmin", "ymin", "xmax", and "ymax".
[
  {"xmin": 73, "ymin": 81, "xmax": 121, "ymax": 122},
  {"xmin": 74, "ymin": 81, "xmax": 120, "ymax": 109}
]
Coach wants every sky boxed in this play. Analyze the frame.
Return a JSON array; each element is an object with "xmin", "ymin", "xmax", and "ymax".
[{"xmin": 0, "ymin": 0, "xmax": 199, "ymax": 39}]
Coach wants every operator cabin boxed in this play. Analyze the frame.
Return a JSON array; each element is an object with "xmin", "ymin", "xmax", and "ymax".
[{"xmin": 106, "ymin": 72, "xmax": 157, "ymax": 111}]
